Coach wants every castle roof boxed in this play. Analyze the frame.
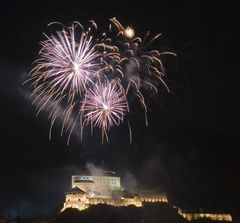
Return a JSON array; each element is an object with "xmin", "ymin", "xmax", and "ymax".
[
  {"xmin": 66, "ymin": 186, "xmax": 86, "ymax": 194},
  {"xmin": 73, "ymin": 171, "xmax": 118, "ymax": 177},
  {"xmin": 74, "ymin": 179, "xmax": 94, "ymax": 183}
]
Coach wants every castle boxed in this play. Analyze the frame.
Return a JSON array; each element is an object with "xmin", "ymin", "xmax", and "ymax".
[
  {"xmin": 61, "ymin": 171, "xmax": 232, "ymax": 222},
  {"xmin": 62, "ymin": 171, "xmax": 167, "ymax": 211}
]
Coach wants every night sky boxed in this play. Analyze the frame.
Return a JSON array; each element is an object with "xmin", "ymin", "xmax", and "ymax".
[{"xmin": 0, "ymin": 0, "xmax": 239, "ymax": 219}]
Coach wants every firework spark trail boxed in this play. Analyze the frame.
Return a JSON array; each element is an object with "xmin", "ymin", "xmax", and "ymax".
[
  {"xmin": 81, "ymin": 80, "xmax": 128, "ymax": 143},
  {"xmin": 108, "ymin": 17, "xmax": 176, "ymax": 125}
]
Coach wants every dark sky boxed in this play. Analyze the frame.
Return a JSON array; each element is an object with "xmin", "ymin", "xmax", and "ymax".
[{"xmin": 0, "ymin": 0, "xmax": 239, "ymax": 219}]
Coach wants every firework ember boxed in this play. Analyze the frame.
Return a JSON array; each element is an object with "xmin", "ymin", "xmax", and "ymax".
[{"xmin": 109, "ymin": 17, "xmax": 176, "ymax": 124}]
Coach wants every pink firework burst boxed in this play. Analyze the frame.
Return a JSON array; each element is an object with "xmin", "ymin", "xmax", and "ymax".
[
  {"xmin": 29, "ymin": 23, "xmax": 102, "ymax": 104},
  {"xmin": 81, "ymin": 80, "xmax": 128, "ymax": 142}
]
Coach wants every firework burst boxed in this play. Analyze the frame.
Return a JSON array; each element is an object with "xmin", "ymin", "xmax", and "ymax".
[
  {"xmin": 81, "ymin": 80, "xmax": 128, "ymax": 143},
  {"xmin": 29, "ymin": 22, "xmax": 102, "ymax": 101},
  {"xmin": 24, "ymin": 22, "xmax": 109, "ymax": 142},
  {"xmin": 24, "ymin": 18, "xmax": 175, "ymax": 144}
]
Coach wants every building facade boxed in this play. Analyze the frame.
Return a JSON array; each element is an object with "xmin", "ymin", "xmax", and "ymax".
[{"xmin": 72, "ymin": 172, "xmax": 121, "ymax": 198}]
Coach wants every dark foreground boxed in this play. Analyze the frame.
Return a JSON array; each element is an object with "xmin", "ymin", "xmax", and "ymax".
[
  {"xmin": 54, "ymin": 203, "xmax": 188, "ymax": 223},
  {"xmin": 1, "ymin": 203, "xmax": 234, "ymax": 223}
]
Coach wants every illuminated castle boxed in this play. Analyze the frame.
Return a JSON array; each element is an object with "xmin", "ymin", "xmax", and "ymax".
[
  {"xmin": 61, "ymin": 171, "xmax": 232, "ymax": 222},
  {"xmin": 62, "ymin": 171, "xmax": 167, "ymax": 211}
]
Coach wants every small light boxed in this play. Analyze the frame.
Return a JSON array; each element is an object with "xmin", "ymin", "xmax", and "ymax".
[
  {"xmin": 124, "ymin": 27, "xmax": 135, "ymax": 39},
  {"xmin": 103, "ymin": 104, "xmax": 109, "ymax": 110},
  {"xmin": 73, "ymin": 62, "xmax": 79, "ymax": 73}
]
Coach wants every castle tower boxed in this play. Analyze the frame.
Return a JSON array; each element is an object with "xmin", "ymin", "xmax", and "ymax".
[{"xmin": 62, "ymin": 187, "xmax": 87, "ymax": 211}]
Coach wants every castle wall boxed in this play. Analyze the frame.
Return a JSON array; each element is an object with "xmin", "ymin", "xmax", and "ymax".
[
  {"xmin": 62, "ymin": 193, "xmax": 168, "ymax": 212},
  {"xmin": 138, "ymin": 194, "xmax": 168, "ymax": 203},
  {"xmin": 63, "ymin": 200, "xmax": 86, "ymax": 211},
  {"xmin": 62, "ymin": 193, "xmax": 87, "ymax": 211},
  {"xmin": 65, "ymin": 193, "xmax": 87, "ymax": 202},
  {"xmin": 87, "ymin": 196, "xmax": 142, "ymax": 207},
  {"xmin": 177, "ymin": 208, "xmax": 232, "ymax": 222}
]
